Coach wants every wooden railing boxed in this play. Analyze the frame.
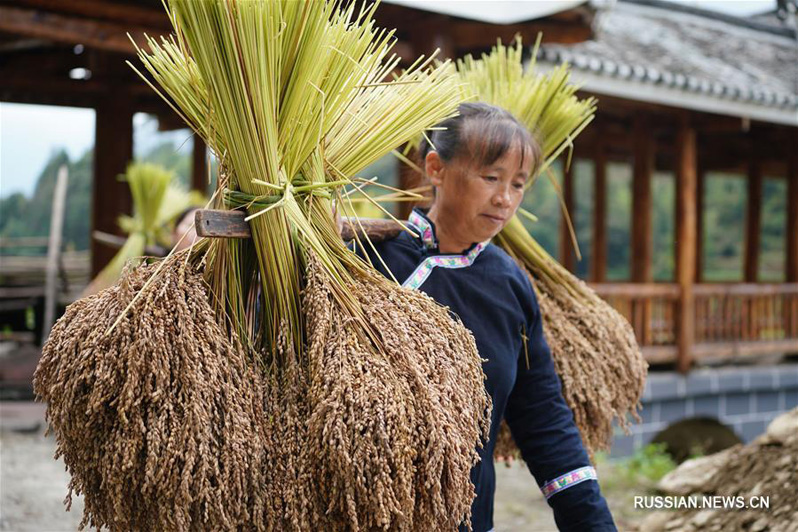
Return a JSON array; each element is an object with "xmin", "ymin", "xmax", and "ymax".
[
  {"xmin": 692, "ymin": 283, "xmax": 798, "ymax": 359},
  {"xmin": 589, "ymin": 283, "xmax": 680, "ymax": 363},
  {"xmin": 589, "ymin": 282, "xmax": 798, "ymax": 366}
]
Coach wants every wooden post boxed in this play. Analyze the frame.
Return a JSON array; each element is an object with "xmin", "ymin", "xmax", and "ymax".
[
  {"xmin": 191, "ymin": 135, "xmax": 207, "ymax": 194},
  {"xmin": 632, "ymin": 115, "xmax": 653, "ymax": 282},
  {"xmin": 592, "ymin": 136, "xmax": 607, "ymax": 282},
  {"xmin": 397, "ymin": 147, "xmax": 428, "ymax": 220},
  {"xmin": 787, "ymin": 130, "xmax": 798, "ymax": 284},
  {"xmin": 42, "ymin": 165, "xmax": 68, "ymax": 342},
  {"xmin": 408, "ymin": 13, "xmax": 453, "ymax": 59},
  {"xmin": 632, "ymin": 115, "xmax": 654, "ymax": 344},
  {"xmin": 786, "ymin": 131, "xmax": 798, "ymax": 339},
  {"xmin": 91, "ymin": 89, "xmax": 133, "ymax": 276},
  {"xmin": 559, "ymin": 159, "xmax": 576, "ymax": 272},
  {"xmin": 675, "ymin": 121, "xmax": 697, "ymax": 374},
  {"xmin": 744, "ymin": 141, "xmax": 763, "ymax": 283},
  {"xmin": 696, "ymin": 164, "xmax": 705, "ymax": 283}
]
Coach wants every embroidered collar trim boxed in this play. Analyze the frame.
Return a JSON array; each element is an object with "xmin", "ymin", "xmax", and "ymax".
[
  {"xmin": 408, "ymin": 209, "xmax": 437, "ymax": 249},
  {"xmin": 402, "ymin": 208, "xmax": 490, "ymax": 290}
]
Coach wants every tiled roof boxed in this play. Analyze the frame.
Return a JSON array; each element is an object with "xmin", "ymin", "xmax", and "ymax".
[{"xmin": 537, "ymin": 0, "xmax": 798, "ymax": 114}]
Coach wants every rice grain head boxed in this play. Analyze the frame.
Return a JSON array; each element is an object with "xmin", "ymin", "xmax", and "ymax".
[{"xmin": 33, "ymin": 253, "xmax": 267, "ymax": 531}]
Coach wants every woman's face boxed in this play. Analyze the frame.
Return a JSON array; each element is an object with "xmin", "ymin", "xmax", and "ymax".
[
  {"xmin": 426, "ymin": 143, "xmax": 532, "ymax": 244},
  {"xmin": 173, "ymin": 209, "xmax": 200, "ymax": 251}
]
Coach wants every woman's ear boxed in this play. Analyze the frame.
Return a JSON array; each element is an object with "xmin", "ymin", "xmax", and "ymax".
[{"xmin": 425, "ymin": 151, "xmax": 445, "ymax": 188}]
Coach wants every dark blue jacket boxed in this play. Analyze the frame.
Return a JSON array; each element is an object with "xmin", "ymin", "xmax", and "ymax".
[{"xmin": 356, "ymin": 208, "xmax": 617, "ymax": 532}]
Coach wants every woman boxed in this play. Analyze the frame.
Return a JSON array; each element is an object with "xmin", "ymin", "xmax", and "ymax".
[{"xmin": 356, "ymin": 103, "xmax": 617, "ymax": 532}]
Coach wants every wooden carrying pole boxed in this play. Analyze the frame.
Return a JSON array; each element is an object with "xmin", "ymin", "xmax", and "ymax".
[{"xmin": 195, "ymin": 210, "xmax": 402, "ymax": 243}]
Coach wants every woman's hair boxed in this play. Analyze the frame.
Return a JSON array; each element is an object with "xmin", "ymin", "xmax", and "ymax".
[
  {"xmin": 174, "ymin": 206, "xmax": 199, "ymax": 228},
  {"xmin": 418, "ymin": 102, "xmax": 542, "ymax": 177}
]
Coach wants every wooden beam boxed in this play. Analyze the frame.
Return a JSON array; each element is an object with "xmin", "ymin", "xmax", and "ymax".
[
  {"xmin": 691, "ymin": 339, "xmax": 798, "ymax": 361},
  {"xmin": 744, "ymin": 140, "xmax": 763, "ymax": 282},
  {"xmin": 0, "ymin": 67, "xmax": 168, "ymax": 108},
  {"xmin": 0, "ymin": 77, "xmax": 105, "ymax": 107},
  {"xmin": 786, "ymin": 131, "xmax": 798, "ymax": 350},
  {"xmin": 631, "ymin": 115, "xmax": 654, "ymax": 347},
  {"xmin": 191, "ymin": 135, "xmax": 208, "ymax": 195},
  {"xmin": 559, "ymin": 158, "xmax": 576, "ymax": 272},
  {"xmin": 0, "ymin": 37, "xmax": 52, "ymax": 52},
  {"xmin": 8, "ymin": 0, "xmax": 170, "ymax": 29},
  {"xmin": 592, "ymin": 136, "xmax": 607, "ymax": 282},
  {"xmin": 405, "ymin": 13, "xmax": 453, "ymax": 60},
  {"xmin": 631, "ymin": 115, "xmax": 653, "ymax": 283},
  {"xmin": 449, "ymin": 20, "xmax": 592, "ymax": 48},
  {"xmin": 91, "ymin": 88, "xmax": 133, "ymax": 276},
  {"xmin": 787, "ymin": 130, "xmax": 798, "ymax": 283},
  {"xmin": 0, "ymin": 5, "xmax": 164, "ymax": 55},
  {"xmin": 675, "ymin": 121, "xmax": 697, "ymax": 374}
]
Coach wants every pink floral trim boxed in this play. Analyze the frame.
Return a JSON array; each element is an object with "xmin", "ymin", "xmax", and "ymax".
[{"xmin": 541, "ymin": 466, "xmax": 597, "ymax": 499}]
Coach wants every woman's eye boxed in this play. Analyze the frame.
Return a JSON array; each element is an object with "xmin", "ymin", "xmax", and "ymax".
[
  {"xmin": 513, "ymin": 182, "xmax": 524, "ymax": 190},
  {"xmin": 482, "ymin": 175, "xmax": 498, "ymax": 182}
]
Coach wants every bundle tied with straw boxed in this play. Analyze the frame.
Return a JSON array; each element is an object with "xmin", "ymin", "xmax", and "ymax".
[
  {"xmin": 35, "ymin": 1, "xmax": 492, "ymax": 530},
  {"xmin": 84, "ymin": 161, "xmax": 205, "ymax": 295},
  {"xmin": 402, "ymin": 36, "xmax": 648, "ymax": 461}
]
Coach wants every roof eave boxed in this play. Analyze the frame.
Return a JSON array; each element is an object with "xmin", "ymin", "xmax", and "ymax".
[
  {"xmin": 539, "ymin": 65, "xmax": 798, "ymax": 127},
  {"xmin": 381, "ymin": 0, "xmax": 589, "ymax": 25}
]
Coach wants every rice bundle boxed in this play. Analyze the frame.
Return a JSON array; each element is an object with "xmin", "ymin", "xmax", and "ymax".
[
  {"xmin": 35, "ymin": 1, "xmax": 492, "ymax": 530},
  {"xmin": 398, "ymin": 37, "xmax": 647, "ymax": 460},
  {"xmin": 300, "ymin": 255, "xmax": 489, "ymax": 530},
  {"xmin": 85, "ymin": 161, "xmax": 204, "ymax": 294},
  {"xmin": 494, "ymin": 218, "xmax": 647, "ymax": 459},
  {"xmin": 459, "ymin": 38, "xmax": 648, "ymax": 460},
  {"xmin": 641, "ymin": 408, "xmax": 798, "ymax": 532},
  {"xmin": 34, "ymin": 253, "xmax": 266, "ymax": 531}
]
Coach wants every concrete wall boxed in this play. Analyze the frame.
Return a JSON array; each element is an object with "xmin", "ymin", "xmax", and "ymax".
[{"xmin": 610, "ymin": 363, "xmax": 798, "ymax": 458}]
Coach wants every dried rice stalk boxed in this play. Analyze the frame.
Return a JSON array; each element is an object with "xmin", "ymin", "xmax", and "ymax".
[
  {"xmin": 495, "ymin": 217, "xmax": 648, "ymax": 460},
  {"xmin": 33, "ymin": 253, "xmax": 266, "ymax": 531},
  {"xmin": 35, "ymin": 3, "xmax": 493, "ymax": 530},
  {"xmin": 643, "ymin": 408, "xmax": 798, "ymax": 531},
  {"xmin": 300, "ymin": 254, "xmax": 491, "ymax": 530}
]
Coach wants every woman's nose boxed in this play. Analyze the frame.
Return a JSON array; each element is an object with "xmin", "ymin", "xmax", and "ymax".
[{"xmin": 492, "ymin": 187, "xmax": 511, "ymax": 207}]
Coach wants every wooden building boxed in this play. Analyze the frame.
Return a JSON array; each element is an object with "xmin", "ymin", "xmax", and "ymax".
[
  {"xmin": 1, "ymin": 0, "xmax": 796, "ymax": 372},
  {"xmin": 0, "ymin": 0, "xmax": 595, "ymax": 275},
  {"xmin": 533, "ymin": 0, "xmax": 798, "ymax": 371}
]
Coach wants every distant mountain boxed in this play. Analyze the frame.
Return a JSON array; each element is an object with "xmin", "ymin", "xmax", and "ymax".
[
  {"xmin": 0, "ymin": 139, "xmax": 192, "ymax": 256},
  {"xmin": 0, "ymin": 148, "xmax": 92, "ymax": 254}
]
